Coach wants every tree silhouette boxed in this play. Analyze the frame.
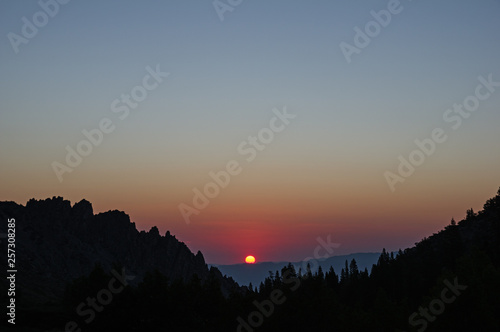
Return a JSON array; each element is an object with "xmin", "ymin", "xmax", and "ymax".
[{"xmin": 349, "ymin": 259, "xmax": 359, "ymax": 280}]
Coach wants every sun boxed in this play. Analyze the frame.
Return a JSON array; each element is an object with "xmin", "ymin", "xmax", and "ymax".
[{"xmin": 245, "ymin": 255, "xmax": 256, "ymax": 264}]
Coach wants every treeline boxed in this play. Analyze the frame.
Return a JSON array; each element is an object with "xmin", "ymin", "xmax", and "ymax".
[{"xmin": 41, "ymin": 188, "xmax": 500, "ymax": 331}]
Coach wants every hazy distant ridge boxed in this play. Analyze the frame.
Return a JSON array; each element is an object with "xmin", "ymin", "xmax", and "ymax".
[{"xmin": 213, "ymin": 252, "xmax": 380, "ymax": 287}]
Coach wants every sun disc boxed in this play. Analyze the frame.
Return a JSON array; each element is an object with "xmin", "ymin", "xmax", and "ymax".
[{"xmin": 245, "ymin": 255, "xmax": 256, "ymax": 264}]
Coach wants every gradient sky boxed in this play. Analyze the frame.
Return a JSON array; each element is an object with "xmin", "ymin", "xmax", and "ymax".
[{"xmin": 1, "ymin": 0, "xmax": 499, "ymax": 264}]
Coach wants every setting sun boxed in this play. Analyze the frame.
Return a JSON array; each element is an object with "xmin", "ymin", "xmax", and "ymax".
[{"xmin": 245, "ymin": 255, "xmax": 256, "ymax": 264}]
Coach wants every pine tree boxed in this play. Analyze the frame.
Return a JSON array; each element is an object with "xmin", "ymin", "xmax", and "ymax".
[
  {"xmin": 466, "ymin": 208, "xmax": 475, "ymax": 220},
  {"xmin": 378, "ymin": 248, "xmax": 390, "ymax": 266},
  {"xmin": 317, "ymin": 266, "xmax": 324, "ymax": 281},
  {"xmin": 349, "ymin": 259, "xmax": 359, "ymax": 280},
  {"xmin": 274, "ymin": 270, "xmax": 281, "ymax": 287},
  {"xmin": 306, "ymin": 262, "xmax": 313, "ymax": 278},
  {"xmin": 340, "ymin": 259, "xmax": 350, "ymax": 282},
  {"xmin": 326, "ymin": 266, "xmax": 338, "ymax": 287},
  {"xmin": 282, "ymin": 263, "xmax": 297, "ymax": 279}
]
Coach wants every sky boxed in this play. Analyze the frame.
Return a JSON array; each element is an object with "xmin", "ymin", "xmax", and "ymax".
[{"xmin": 1, "ymin": 0, "xmax": 499, "ymax": 264}]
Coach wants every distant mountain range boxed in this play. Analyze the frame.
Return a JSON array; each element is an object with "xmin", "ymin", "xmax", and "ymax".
[{"xmin": 212, "ymin": 252, "xmax": 381, "ymax": 287}]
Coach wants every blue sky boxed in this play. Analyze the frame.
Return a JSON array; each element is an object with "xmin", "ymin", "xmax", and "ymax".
[{"xmin": 2, "ymin": 0, "xmax": 499, "ymax": 144}]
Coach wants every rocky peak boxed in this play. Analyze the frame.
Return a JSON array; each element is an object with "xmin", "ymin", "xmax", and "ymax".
[
  {"xmin": 71, "ymin": 199, "xmax": 93, "ymax": 221},
  {"xmin": 0, "ymin": 198, "xmax": 240, "ymax": 306}
]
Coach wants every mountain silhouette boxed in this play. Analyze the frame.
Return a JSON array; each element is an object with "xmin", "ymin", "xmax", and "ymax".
[
  {"xmin": 0, "ymin": 197, "xmax": 239, "ymax": 307},
  {"xmin": 0, "ymin": 187, "xmax": 499, "ymax": 331}
]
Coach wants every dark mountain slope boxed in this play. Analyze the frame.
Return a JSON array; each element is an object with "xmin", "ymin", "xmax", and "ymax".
[
  {"xmin": 0, "ymin": 197, "xmax": 238, "ymax": 307},
  {"xmin": 250, "ymin": 187, "xmax": 500, "ymax": 331}
]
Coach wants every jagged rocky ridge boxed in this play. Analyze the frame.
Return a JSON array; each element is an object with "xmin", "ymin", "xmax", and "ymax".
[{"xmin": 0, "ymin": 197, "xmax": 239, "ymax": 305}]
